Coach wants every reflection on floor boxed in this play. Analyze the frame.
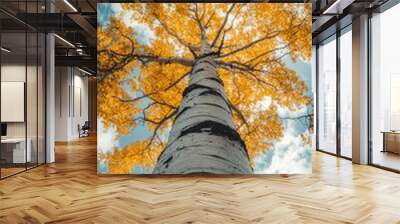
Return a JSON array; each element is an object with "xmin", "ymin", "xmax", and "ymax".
[
  {"xmin": 0, "ymin": 163, "xmax": 42, "ymax": 178},
  {"xmin": 0, "ymin": 167, "xmax": 25, "ymax": 178},
  {"xmin": 373, "ymin": 150, "xmax": 400, "ymax": 171}
]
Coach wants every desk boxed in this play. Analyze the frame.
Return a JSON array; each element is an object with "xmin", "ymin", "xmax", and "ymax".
[
  {"xmin": 381, "ymin": 131, "xmax": 400, "ymax": 154},
  {"xmin": 1, "ymin": 138, "xmax": 31, "ymax": 163}
]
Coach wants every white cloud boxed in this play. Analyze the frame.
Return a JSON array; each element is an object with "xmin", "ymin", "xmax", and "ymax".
[
  {"xmin": 277, "ymin": 104, "xmax": 308, "ymax": 118},
  {"xmin": 130, "ymin": 23, "xmax": 155, "ymax": 46},
  {"xmin": 251, "ymin": 97, "xmax": 313, "ymax": 174},
  {"xmin": 111, "ymin": 3, "xmax": 122, "ymax": 14},
  {"xmin": 248, "ymin": 97, "xmax": 272, "ymax": 122},
  {"xmin": 97, "ymin": 118, "xmax": 118, "ymax": 154},
  {"xmin": 255, "ymin": 128, "xmax": 312, "ymax": 174},
  {"xmin": 113, "ymin": 4, "xmax": 155, "ymax": 46},
  {"xmin": 254, "ymin": 96, "xmax": 272, "ymax": 112}
]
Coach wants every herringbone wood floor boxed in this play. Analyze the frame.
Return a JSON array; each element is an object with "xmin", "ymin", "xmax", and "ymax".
[{"xmin": 1, "ymin": 136, "xmax": 400, "ymax": 224}]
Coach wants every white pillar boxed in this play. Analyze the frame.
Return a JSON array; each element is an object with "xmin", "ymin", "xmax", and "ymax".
[
  {"xmin": 45, "ymin": 0, "xmax": 56, "ymax": 163},
  {"xmin": 352, "ymin": 14, "xmax": 369, "ymax": 164},
  {"xmin": 46, "ymin": 32, "xmax": 55, "ymax": 163}
]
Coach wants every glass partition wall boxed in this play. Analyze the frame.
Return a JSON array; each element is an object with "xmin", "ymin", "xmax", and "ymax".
[
  {"xmin": 0, "ymin": 1, "xmax": 46, "ymax": 179},
  {"xmin": 316, "ymin": 26, "xmax": 353, "ymax": 159}
]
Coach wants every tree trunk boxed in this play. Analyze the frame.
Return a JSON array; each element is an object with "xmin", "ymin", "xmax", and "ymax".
[{"xmin": 152, "ymin": 53, "xmax": 252, "ymax": 174}]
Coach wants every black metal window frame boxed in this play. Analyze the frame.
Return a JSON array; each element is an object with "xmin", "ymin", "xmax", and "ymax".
[{"xmin": 315, "ymin": 23, "xmax": 353, "ymax": 161}]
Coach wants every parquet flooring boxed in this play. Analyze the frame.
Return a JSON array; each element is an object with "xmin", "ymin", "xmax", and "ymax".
[{"xmin": 1, "ymin": 135, "xmax": 400, "ymax": 223}]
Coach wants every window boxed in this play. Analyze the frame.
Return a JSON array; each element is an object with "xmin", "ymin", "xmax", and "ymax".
[
  {"xmin": 317, "ymin": 36, "xmax": 337, "ymax": 154},
  {"xmin": 340, "ymin": 27, "xmax": 352, "ymax": 158},
  {"xmin": 371, "ymin": 3, "xmax": 400, "ymax": 171}
]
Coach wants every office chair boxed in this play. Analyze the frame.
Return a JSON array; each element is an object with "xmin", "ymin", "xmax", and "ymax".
[{"xmin": 79, "ymin": 121, "xmax": 90, "ymax": 138}]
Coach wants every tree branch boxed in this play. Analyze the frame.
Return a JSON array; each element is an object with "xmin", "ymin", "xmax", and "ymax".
[
  {"xmin": 98, "ymin": 54, "xmax": 193, "ymax": 81},
  {"xmin": 145, "ymin": 109, "xmax": 178, "ymax": 150},
  {"xmin": 218, "ymin": 30, "xmax": 282, "ymax": 58},
  {"xmin": 218, "ymin": 16, "xmax": 306, "ymax": 59},
  {"xmin": 193, "ymin": 3, "xmax": 206, "ymax": 36},
  {"xmin": 280, "ymin": 113, "xmax": 313, "ymax": 120},
  {"xmin": 216, "ymin": 61, "xmax": 277, "ymax": 90},
  {"xmin": 204, "ymin": 11, "xmax": 215, "ymax": 29},
  {"xmin": 244, "ymin": 44, "xmax": 290, "ymax": 65},
  {"xmin": 117, "ymin": 70, "xmax": 191, "ymax": 103},
  {"xmin": 230, "ymin": 102, "xmax": 249, "ymax": 128},
  {"xmin": 153, "ymin": 12, "xmax": 200, "ymax": 56},
  {"xmin": 211, "ymin": 3, "xmax": 236, "ymax": 48},
  {"xmin": 137, "ymin": 54, "xmax": 194, "ymax": 66}
]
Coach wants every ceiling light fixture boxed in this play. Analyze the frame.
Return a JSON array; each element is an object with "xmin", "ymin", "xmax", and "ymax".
[
  {"xmin": 63, "ymin": 0, "xmax": 78, "ymax": 12},
  {"xmin": 1, "ymin": 47, "xmax": 11, "ymax": 53},
  {"xmin": 78, "ymin": 67, "xmax": 93, "ymax": 76},
  {"xmin": 323, "ymin": 0, "xmax": 354, "ymax": 15},
  {"xmin": 54, "ymin": 34, "xmax": 75, "ymax": 48}
]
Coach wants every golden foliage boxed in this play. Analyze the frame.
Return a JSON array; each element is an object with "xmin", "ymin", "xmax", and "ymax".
[
  {"xmin": 99, "ymin": 139, "xmax": 164, "ymax": 174},
  {"xmin": 97, "ymin": 3, "xmax": 312, "ymax": 172}
]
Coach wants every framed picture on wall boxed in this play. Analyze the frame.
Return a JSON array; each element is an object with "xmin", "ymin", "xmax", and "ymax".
[{"xmin": 97, "ymin": 3, "xmax": 313, "ymax": 175}]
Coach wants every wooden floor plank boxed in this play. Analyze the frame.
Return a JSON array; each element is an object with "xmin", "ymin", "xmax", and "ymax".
[{"xmin": 0, "ymin": 135, "xmax": 399, "ymax": 223}]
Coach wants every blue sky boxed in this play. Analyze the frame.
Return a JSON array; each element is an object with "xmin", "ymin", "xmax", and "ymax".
[
  {"xmin": 98, "ymin": 3, "xmax": 313, "ymax": 174},
  {"xmin": 97, "ymin": 4, "xmax": 114, "ymax": 27},
  {"xmin": 255, "ymin": 58, "xmax": 313, "ymax": 174}
]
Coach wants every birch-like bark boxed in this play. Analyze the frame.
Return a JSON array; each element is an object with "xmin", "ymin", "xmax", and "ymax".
[{"xmin": 153, "ymin": 40, "xmax": 252, "ymax": 174}]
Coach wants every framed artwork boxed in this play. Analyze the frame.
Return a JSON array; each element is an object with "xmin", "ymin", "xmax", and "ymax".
[{"xmin": 97, "ymin": 3, "xmax": 313, "ymax": 174}]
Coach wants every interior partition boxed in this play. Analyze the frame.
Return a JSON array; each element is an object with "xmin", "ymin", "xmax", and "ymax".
[{"xmin": 0, "ymin": 1, "xmax": 47, "ymax": 179}]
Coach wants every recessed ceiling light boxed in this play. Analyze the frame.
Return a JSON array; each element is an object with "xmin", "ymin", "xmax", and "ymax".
[
  {"xmin": 54, "ymin": 34, "xmax": 75, "ymax": 48},
  {"xmin": 1, "ymin": 47, "xmax": 11, "ymax": 53},
  {"xmin": 323, "ymin": 0, "xmax": 355, "ymax": 15},
  {"xmin": 63, "ymin": 0, "xmax": 78, "ymax": 12},
  {"xmin": 78, "ymin": 67, "xmax": 93, "ymax": 76}
]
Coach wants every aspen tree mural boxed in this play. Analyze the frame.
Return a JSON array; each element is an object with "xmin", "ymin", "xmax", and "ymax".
[{"xmin": 97, "ymin": 3, "xmax": 313, "ymax": 174}]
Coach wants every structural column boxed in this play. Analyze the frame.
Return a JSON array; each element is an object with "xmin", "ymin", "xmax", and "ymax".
[
  {"xmin": 46, "ymin": 1, "xmax": 55, "ymax": 163},
  {"xmin": 352, "ymin": 14, "xmax": 369, "ymax": 164}
]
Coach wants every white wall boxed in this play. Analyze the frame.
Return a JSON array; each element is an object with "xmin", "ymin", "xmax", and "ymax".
[
  {"xmin": 72, "ymin": 73, "xmax": 89, "ymax": 138},
  {"xmin": 1, "ymin": 63, "xmax": 46, "ymax": 164},
  {"xmin": 55, "ymin": 67, "xmax": 69, "ymax": 141},
  {"xmin": 54, "ymin": 67, "xmax": 89, "ymax": 141},
  {"xmin": 1, "ymin": 65, "xmax": 41, "ymax": 137},
  {"xmin": 1, "ymin": 65, "xmax": 26, "ymax": 139}
]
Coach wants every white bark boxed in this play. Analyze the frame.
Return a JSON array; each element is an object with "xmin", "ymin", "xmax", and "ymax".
[{"xmin": 153, "ymin": 56, "xmax": 252, "ymax": 174}]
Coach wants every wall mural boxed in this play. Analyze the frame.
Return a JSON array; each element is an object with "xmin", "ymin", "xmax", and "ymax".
[{"xmin": 97, "ymin": 3, "xmax": 313, "ymax": 174}]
